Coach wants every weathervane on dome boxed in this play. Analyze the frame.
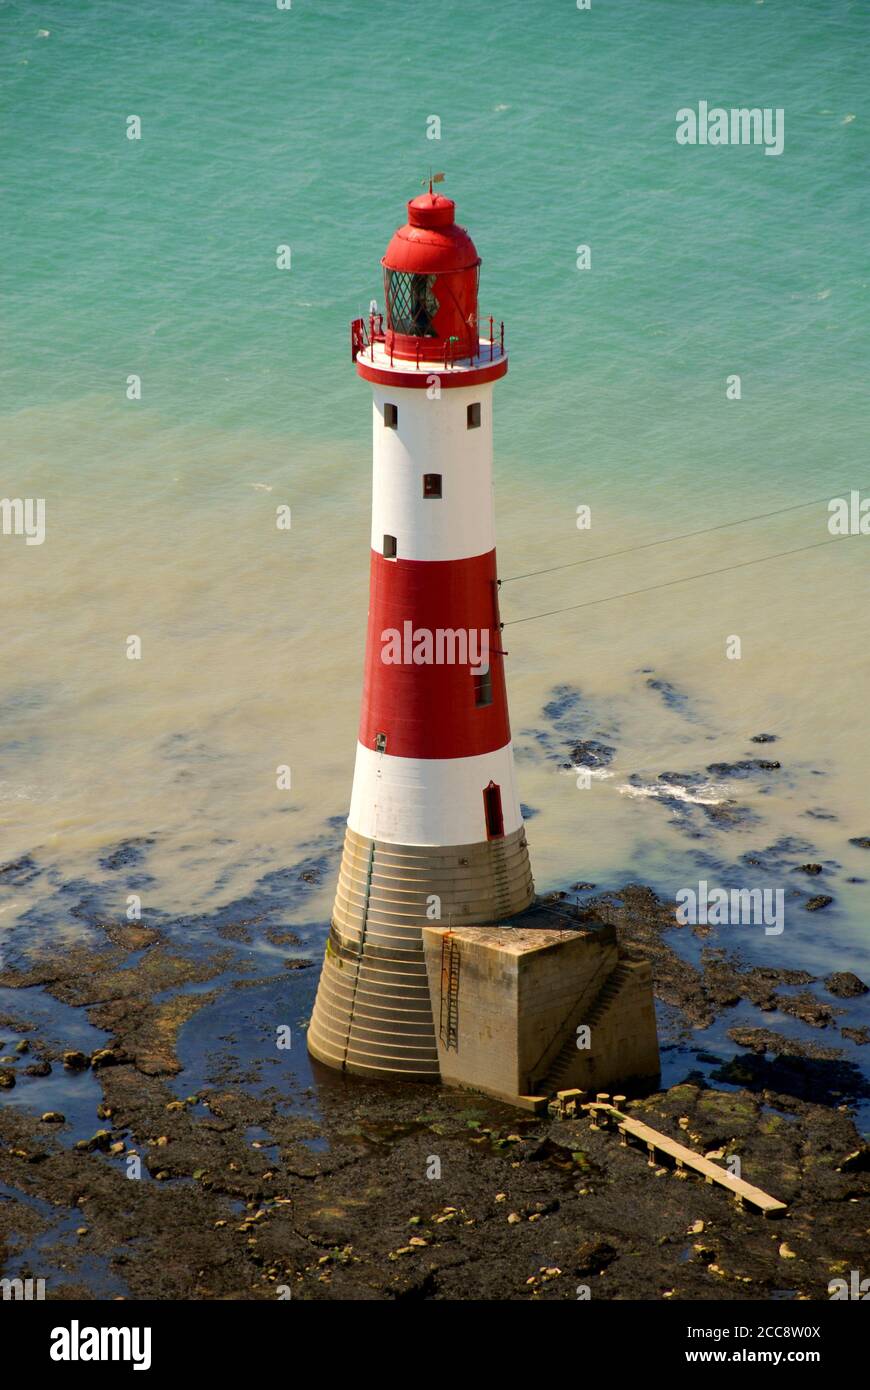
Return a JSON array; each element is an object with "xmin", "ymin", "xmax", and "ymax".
[{"xmin": 421, "ymin": 170, "xmax": 446, "ymax": 194}]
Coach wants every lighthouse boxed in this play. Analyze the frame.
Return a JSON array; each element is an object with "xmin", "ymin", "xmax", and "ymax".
[{"xmin": 307, "ymin": 187, "xmax": 535, "ymax": 1082}]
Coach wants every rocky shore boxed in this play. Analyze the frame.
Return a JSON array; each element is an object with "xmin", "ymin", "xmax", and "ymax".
[{"xmin": 0, "ymin": 899, "xmax": 867, "ymax": 1301}]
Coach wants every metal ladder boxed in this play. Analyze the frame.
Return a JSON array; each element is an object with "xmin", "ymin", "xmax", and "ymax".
[
  {"xmin": 439, "ymin": 932, "xmax": 461, "ymax": 1051},
  {"xmin": 340, "ymin": 816, "xmax": 377, "ymax": 1073}
]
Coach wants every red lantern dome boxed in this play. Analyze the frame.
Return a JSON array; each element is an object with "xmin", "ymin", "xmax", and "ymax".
[{"xmin": 381, "ymin": 193, "xmax": 481, "ymax": 361}]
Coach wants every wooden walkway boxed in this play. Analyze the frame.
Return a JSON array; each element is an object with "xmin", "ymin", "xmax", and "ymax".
[{"xmin": 589, "ymin": 1100, "xmax": 787, "ymax": 1217}]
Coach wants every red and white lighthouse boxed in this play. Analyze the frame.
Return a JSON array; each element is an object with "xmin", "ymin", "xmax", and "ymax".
[{"xmin": 308, "ymin": 188, "xmax": 534, "ymax": 1081}]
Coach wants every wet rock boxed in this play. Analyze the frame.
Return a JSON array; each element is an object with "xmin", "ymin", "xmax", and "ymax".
[
  {"xmin": 657, "ymin": 771, "xmax": 707, "ymax": 788},
  {"xmin": 569, "ymin": 882, "xmax": 596, "ymax": 892},
  {"xmin": 702, "ymin": 801, "xmax": 758, "ymax": 829},
  {"xmin": 90, "ymin": 1048, "xmax": 125, "ymax": 1070},
  {"xmin": 24, "ymin": 1060, "xmax": 51, "ymax": 1077},
  {"xmin": 566, "ymin": 740, "xmax": 615, "ymax": 769},
  {"xmin": 767, "ymin": 834, "xmax": 811, "ymax": 856},
  {"xmin": 74, "ymin": 1130, "xmax": 113, "ymax": 1153},
  {"xmin": 62, "ymin": 1050, "xmax": 91, "ymax": 1070},
  {"xmin": 0, "ymin": 854, "xmax": 40, "ymax": 885},
  {"xmin": 772, "ymin": 991, "xmax": 835, "ymax": 1028},
  {"xmin": 41, "ymin": 1112, "xmax": 65, "ymax": 1124},
  {"xmin": 711, "ymin": 1051, "xmax": 870, "ymax": 1110},
  {"xmin": 837, "ymin": 1148, "xmax": 870, "ymax": 1172},
  {"xmin": 542, "ymin": 684, "xmax": 588, "ymax": 724},
  {"xmin": 750, "ymin": 733, "xmax": 778, "ymax": 744},
  {"xmin": 849, "ymin": 836, "xmax": 870, "ymax": 850},
  {"xmin": 692, "ymin": 961, "xmax": 811, "ymax": 1028},
  {"xmin": 706, "ymin": 759, "xmax": 781, "ymax": 777},
  {"xmin": 725, "ymin": 1028, "xmax": 841, "ymax": 1061},
  {"xmin": 693, "ymin": 1243, "xmax": 717, "ymax": 1265},
  {"xmin": 841, "ymin": 1027, "xmax": 870, "ymax": 1046},
  {"xmin": 797, "ymin": 863, "xmax": 824, "ymax": 876},
  {"xmin": 512, "ymin": 1136, "xmax": 553, "ymax": 1163},
  {"xmin": 14, "ymin": 1040, "xmax": 29, "ymax": 1054},
  {"xmin": 523, "ymin": 1197, "xmax": 559, "ymax": 1217},
  {"xmin": 575, "ymin": 1239, "xmax": 617, "ymax": 1276},
  {"xmin": 804, "ymin": 895, "xmax": 834, "ymax": 912},
  {"xmin": 98, "ymin": 837, "xmax": 155, "ymax": 871},
  {"xmin": 825, "ymin": 972, "xmax": 868, "ymax": 999},
  {"xmin": 91, "ymin": 986, "xmax": 221, "ymax": 1077},
  {"xmin": 264, "ymin": 927, "xmax": 302, "ymax": 947},
  {"xmin": 645, "ymin": 677, "xmax": 690, "ymax": 713},
  {"xmin": 731, "ymin": 965, "xmax": 815, "ymax": 1010},
  {"xmin": 0, "ymin": 1069, "xmax": 15, "ymax": 1089},
  {"xmin": 217, "ymin": 923, "xmax": 253, "ymax": 944},
  {"xmin": 698, "ymin": 959, "xmax": 741, "ymax": 1011}
]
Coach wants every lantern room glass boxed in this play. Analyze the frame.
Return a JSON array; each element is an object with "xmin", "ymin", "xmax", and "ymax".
[{"xmin": 385, "ymin": 270, "xmax": 440, "ymax": 337}]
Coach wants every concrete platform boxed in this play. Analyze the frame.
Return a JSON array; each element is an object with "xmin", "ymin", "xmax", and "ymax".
[{"xmin": 422, "ymin": 902, "xmax": 660, "ymax": 1108}]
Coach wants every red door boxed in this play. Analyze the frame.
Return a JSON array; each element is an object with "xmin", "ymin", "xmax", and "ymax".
[{"xmin": 483, "ymin": 781, "xmax": 504, "ymax": 839}]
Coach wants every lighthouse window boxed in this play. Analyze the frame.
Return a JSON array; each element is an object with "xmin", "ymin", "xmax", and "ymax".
[
  {"xmin": 383, "ymin": 533, "xmax": 397, "ymax": 559},
  {"xmin": 374, "ymin": 732, "xmax": 387, "ymax": 753},
  {"xmin": 467, "ymin": 402, "xmax": 481, "ymax": 429},
  {"xmin": 473, "ymin": 668, "xmax": 493, "ymax": 708},
  {"xmin": 385, "ymin": 270, "xmax": 439, "ymax": 337},
  {"xmin": 383, "ymin": 402, "xmax": 398, "ymax": 429},
  {"xmin": 423, "ymin": 473, "xmax": 442, "ymax": 499}
]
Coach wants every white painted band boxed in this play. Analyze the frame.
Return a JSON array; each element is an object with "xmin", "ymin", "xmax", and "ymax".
[
  {"xmin": 347, "ymin": 739, "xmax": 524, "ymax": 846},
  {"xmin": 370, "ymin": 382, "xmax": 496, "ymax": 563}
]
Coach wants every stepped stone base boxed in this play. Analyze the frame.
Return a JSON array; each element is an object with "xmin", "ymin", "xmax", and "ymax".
[
  {"xmin": 308, "ymin": 828, "xmax": 660, "ymax": 1105},
  {"xmin": 306, "ymin": 824, "xmax": 534, "ymax": 1081}
]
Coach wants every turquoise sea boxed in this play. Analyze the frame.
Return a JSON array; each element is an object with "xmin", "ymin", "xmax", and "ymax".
[{"xmin": 1, "ymin": 0, "xmax": 868, "ymax": 1121}]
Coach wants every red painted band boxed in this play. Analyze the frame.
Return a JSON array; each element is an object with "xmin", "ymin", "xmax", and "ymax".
[
  {"xmin": 355, "ymin": 356, "xmax": 508, "ymax": 390},
  {"xmin": 360, "ymin": 550, "xmax": 510, "ymax": 760}
]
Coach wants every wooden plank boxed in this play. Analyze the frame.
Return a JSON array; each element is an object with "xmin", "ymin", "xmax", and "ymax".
[{"xmin": 591, "ymin": 1105, "xmax": 787, "ymax": 1217}]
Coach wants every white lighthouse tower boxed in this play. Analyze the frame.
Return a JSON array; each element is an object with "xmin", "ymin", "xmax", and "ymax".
[{"xmin": 307, "ymin": 187, "xmax": 535, "ymax": 1081}]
